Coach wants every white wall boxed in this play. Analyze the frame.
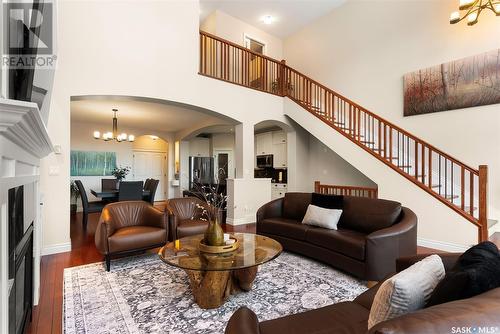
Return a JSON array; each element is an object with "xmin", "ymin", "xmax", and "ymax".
[
  {"xmin": 284, "ymin": 0, "xmax": 500, "ymax": 222},
  {"xmin": 202, "ymin": 10, "xmax": 283, "ymax": 60},
  {"xmin": 306, "ymin": 135, "xmax": 376, "ymax": 192}
]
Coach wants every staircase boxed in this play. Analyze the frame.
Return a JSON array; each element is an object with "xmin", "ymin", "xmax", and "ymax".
[{"xmin": 199, "ymin": 30, "xmax": 489, "ymax": 242}]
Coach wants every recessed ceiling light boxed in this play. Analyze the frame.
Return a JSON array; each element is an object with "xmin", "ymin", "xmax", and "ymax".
[{"xmin": 261, "ymin": 15, "xmax": 274, "ymax": 25}]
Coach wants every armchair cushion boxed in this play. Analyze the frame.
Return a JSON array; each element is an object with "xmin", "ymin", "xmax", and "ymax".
[
  {"xmin": 177, "ymin": 219, "xmax": 209, "ymax": 239},
  {"xmin": 108, "ymin": 226, "xmax": 166, "ymax": 253},
  {"xmin": 339, "ymin": 197, "xmax": 401, "ymax": 234}
]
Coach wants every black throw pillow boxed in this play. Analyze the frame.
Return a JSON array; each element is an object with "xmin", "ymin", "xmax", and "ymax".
[
  {"xmin": 426, "ymin": 241, "xmax": 500, "ymax": 307},
  {"xmin": 311, "ymin": 193, "xmax": 343, "ymax": 210}
]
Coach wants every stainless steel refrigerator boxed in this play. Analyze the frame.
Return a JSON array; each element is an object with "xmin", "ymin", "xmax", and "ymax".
[{"xmin": 189, "ymin": 156, "xmax": 214, "ymax": 189}]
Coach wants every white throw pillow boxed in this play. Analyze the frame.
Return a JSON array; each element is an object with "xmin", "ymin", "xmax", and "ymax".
[
  {"xmin": 368, "ymin": 254, "xmax": 445, "ymax": 329},
  {"xmin": 301, "ymin": 204, "xmax": 342, "ymax": 230}
]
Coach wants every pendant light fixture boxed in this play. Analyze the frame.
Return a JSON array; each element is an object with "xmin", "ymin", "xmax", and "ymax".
[{"xmin": 93, "ymin": 109, "xmax": 135, "ymax": 142}]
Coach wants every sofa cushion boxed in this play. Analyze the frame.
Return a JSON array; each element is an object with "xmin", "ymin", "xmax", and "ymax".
[
  {"xmin": 108, "ymin": 226, "xmax": 166, "ymax": 253},
  {"xmin": 306, "ymin": 227, "xmax": 366, "ymax": 261},
  {"xmin": 258, "ymin": 218, "xmax": 310, "ymax": 241},
  {"xmin": 311, "ymin": 193, "xmax": 344, "ymax": 209},
  {"xmin": 426, "ymin": 241, "xmax": 500, "ymax": 307},
  {"xmin": 339, "ymin": 196, "xmax": 402, "ymax": 234},
  {"xmin": 368, "ymin": 254, "xmax": 445, "ymax": 329},
  {"xmin": 282, "ymin": 193, "xmax": 312, "ymax": 221},
  {"xmin": 259, "ymin": 301, "xmax": 369, "ymax": 334}
]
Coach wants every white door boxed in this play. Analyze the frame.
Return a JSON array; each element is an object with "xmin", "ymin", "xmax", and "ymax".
[{"xmin": 133, "ymin": 151, "xmax": 167, "ymax": 201}]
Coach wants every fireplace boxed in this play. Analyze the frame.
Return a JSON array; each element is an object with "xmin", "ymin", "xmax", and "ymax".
[{"xmin": 8, "ymin": 186, "xmax": 34, "ymax": 334}]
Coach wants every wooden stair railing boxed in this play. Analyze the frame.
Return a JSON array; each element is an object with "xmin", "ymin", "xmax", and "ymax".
[
  {"xmin": 314, "ymin": 181, "xmax": 378, "ymax": 199},
  {"xmin": 199, "ymin": 30, "xmax": 489, "ymax": 242}
]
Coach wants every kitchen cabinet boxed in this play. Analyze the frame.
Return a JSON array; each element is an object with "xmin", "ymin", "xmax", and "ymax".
[
  {"xmin": 272, "ymin": 183, "xmax": 287, "ymax": 200},
  {"xmin": 273, "ymin": 143, "xmax": 287, "ymax": 168},
  {"xmin": 255, "ymin": 130, "xmax": 287, "ymax": 168},
  {"xmin": 255, "ymin": 132, "xmax": 273, "ymax": 155},
  {"xmin": 189, "ymin": 138, "xmax": 210, "ymax": 157},
  {"xmin": 272, "ymin": 130, "xmax": 287, "ymax": 145}
]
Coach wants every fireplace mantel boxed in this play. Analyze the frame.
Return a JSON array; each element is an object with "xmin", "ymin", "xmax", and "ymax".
[
  {"xmin": 0, "ymin": 98, "xmax": 53, "ymax": 334},
  {"xmin": 0, "ymin": 99, "xmax": 53, "ymax": 158}
]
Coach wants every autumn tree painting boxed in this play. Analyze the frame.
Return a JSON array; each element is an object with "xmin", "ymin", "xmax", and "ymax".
[{"xmin": 404, "ymin": 49, "xmax": 500, "ymax": 116}]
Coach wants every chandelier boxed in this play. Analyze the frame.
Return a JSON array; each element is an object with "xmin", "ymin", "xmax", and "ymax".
[
  {"xmin": 93, "ymin": 109, "xmax": 135, "ymax": 142},
  {"xmin": 450, "ymin": 0, "xmax": 500, "ymax": 26}
]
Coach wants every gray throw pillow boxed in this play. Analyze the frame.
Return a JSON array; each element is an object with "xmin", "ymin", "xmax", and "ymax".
[
  {"xmin": 301, "ymin": 204, "xmax": 342, "ymax": 230},
  {"xmin": 368, "ymin": 254, "xmax": 445, "ymax": 329}
]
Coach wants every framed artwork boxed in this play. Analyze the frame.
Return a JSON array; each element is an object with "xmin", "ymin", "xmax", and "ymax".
[
  {"xmin": 404, "ymin": 49, "xmax": 500, "ymax": 116},
  {"xmin": 70, "ymin": 151, "xmax": 116, "ymax": 176}
]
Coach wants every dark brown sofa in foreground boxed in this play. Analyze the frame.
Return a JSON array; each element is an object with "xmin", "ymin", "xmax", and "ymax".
[
  {"xmin": 225, "ymin": 253, "xmax": 500, "ymax": 334},
  {"xmin": 257, "ymin": 193, "xmax": 417, "ymax": 281},
  {"xmin": 95, "ymin": 201, "xmax": 168, "ymax": 271}
]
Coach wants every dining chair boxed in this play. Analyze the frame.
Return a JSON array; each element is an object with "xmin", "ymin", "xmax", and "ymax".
[
  {"xmin": 145, "ymin": 179, "xmax": 159, "ymax": 204},
  {"xmin": 118, "ymin": 181, "xmax": 144, "ymax": 201},
  {"xmin": 143, "ymin": 178, "xmax": 152, "ymax": 191},
  {"xmin": 74, "ymin": 180, "xmax": 106, "ymax": 227},
  {"xmin": 101, "ymin": 178, "xmax": 118, "ymax": 190}
]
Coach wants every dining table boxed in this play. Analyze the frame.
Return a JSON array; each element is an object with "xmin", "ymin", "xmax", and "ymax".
[{"xmin": 90, "ymin": 188, "xmax": 150, "ymax": 199}]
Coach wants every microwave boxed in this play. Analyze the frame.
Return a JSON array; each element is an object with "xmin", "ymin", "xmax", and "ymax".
[{"xmin": 256, "ymin": 154, "xmax": 273, "ymax": 168}]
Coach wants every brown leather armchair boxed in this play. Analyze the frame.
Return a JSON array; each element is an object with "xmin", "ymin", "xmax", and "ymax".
[
  {"xmin": 166, "ymin": 197, "xmax": 221, "ymax": 241},
  {"xmin": 95, "ymin": 201, "xmax": 168, "ymax": 271}
]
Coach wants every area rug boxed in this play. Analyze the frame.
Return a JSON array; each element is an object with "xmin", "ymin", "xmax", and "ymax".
[{"xmin": 63, "ymin": 252, "xmax": 367, "ymax": 334}]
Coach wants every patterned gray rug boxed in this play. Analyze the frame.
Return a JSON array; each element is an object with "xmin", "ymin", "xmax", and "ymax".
[{"xmin": 64, "ymin": 252, "xmax": 367, "ymax": 334}]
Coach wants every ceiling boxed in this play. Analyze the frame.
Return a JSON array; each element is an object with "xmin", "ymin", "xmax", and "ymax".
[
  {"xmin": 200, "ymin": 0, "xmax": 346, "ymax": 38},
  {"xmin": 70, "ymin": 96, "xmax": 235, "ymax": 134}
]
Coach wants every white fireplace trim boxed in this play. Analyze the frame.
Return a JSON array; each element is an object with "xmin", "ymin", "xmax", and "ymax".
[{"xmin": 0, "ymin": 98, "xmax": 53, "ymax": 334}]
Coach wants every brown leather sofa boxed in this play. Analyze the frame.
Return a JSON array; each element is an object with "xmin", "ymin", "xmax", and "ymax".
[
  {"xmin": 166, "ymin": 197, "xmax": 221, "ymax": 241},
  {"xmin": 95, "ymin": 201, "xmax": 168, "ymax": 271},
  {"xmin": 257, "ymin": 193, "xmax": 417, "ymax": 281},
  {"xmin": 225, "ymin": 253, "xmax": 500, "ymax": 334}
]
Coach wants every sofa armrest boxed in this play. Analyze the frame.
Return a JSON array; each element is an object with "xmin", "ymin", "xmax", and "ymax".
[
  {"xmin": 396, "ymin": 253, "xmax": 461, "ymax": 272},
  {"xmin": 95, "ymin": 211, "xmax": 116, "ymax": 255},
  {"xmin": 225, "ymin": 307, "xmax": 260, "ymax": 334},
  {"xmin": 369, "ymin": 287, "xmax": 500, "ymax": 334},
  {"xmin": 256, "ymin": 198, "xmax": 284, "ymax": 222},
  {"xmin": 365, "ymin": 207, "xmax": 417, "ymax": 281}
]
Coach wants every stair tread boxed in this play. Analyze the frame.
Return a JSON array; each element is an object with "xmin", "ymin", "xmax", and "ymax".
[{"xmin": 397, "ymin": 165, "xmax": 412, "ymax": 168}]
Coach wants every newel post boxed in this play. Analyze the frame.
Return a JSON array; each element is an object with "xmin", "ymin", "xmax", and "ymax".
[
  {"xmin": 478, "ymin": 165, "xmax": 488, "ymax": 242},
  {"xmin": 314, "ymin": 181, "xmax": 320, "ymax": 193},
  {"xmin": 280, "ymin": 59, "xmax": 287, "ymax": 97}
]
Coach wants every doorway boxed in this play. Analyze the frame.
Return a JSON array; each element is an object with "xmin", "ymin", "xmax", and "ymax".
[
  {"xmin": 213, "ymin": 149, "xmax": 234, "ymax": 184},
  {"xmin": 133, "ymin": 151, "xmax": 167, "ymax": 201}
]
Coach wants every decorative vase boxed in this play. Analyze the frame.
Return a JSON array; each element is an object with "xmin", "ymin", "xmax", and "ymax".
[
  {"xmin": 115, "ymin": 179, "xmax": 121, "ymax": 190},
  {"xmin": 204, "ymin": 217, "xmax": 224, "ymax": 246}
]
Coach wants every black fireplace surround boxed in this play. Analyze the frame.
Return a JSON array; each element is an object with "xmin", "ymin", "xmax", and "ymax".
[{"xmin": 8, "ymin": 185, "xmax": 34, "ymax": 334}]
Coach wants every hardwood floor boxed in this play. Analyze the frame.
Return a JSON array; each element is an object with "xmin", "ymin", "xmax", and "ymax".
[{"xmin": 27, "ymin": 203, "xmax": 438, "ymax": 334}]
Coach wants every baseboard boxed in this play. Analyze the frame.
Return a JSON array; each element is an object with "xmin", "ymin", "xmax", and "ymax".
[
  {"xmin": 42, "ymin": 242, "xmax": 72, "ymax": 256},
  {"xmin": 226, "ymin": 217, "xmax": 252, "ymax": 226},
  {"xmin": 417, "ymin": 237, "xmax": 471, "ymax": 253}
]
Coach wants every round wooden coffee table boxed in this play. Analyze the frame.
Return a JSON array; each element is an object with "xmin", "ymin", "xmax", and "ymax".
[{"xmin": 158, "ymin": 233, "xmax": 282, "ymax": 309}]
